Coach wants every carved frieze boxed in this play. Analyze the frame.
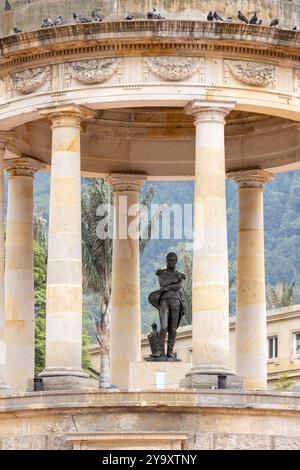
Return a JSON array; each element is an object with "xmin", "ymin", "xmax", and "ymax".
[
  {"xmin": 145, "ymin": 57, "xmax": 201, "ymax": 81},
  {"xmin": 10, "ymin": 67, "xmax": 50, "ymax": 94},
  {"xmin": 225, "ymin": 60, "xmax": 275, "ymax": 87},
  {"xmin": 67, "ymin": 58, "xmax": 121, "ymax": 85}
]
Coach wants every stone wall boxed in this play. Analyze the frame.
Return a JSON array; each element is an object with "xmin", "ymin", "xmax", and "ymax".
[
  {"xmin": 1, "ymin": 390, "xmax": 300, "ymax": 450},
  {"xmin": 1, "ymin": 431, "xmax": 300, "ymax": 450},
  {"xmin": 185, "ymin": 433, "xmax": 300, "ymax": 450},
  {"xmin": 1, "ymin": 0, "xmax": 300, "ymax": 36}
]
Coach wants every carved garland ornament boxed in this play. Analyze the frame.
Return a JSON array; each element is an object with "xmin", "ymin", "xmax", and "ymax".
[
  {"xmin": 226, "ymin": 60, "xmax": 275, "ymax": 87},
  {"xmin": 145, "ymin": 57, "xmax": 201, "ymax": 81},
  {"xmin": 67, "ymin": 58, "xmax": 121, "ymax": 84},
  {"xmin": 11, "ymin": 67, "xmax": 50, "ymax": 94}
]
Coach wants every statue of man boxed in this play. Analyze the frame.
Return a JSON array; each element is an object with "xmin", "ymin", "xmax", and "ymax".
[{"xmin": 148, "ymin": 252, "xmax": 186, "ymax": 359}]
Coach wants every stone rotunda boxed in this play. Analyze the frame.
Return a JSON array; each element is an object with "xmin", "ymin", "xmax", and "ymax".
[{"xmin": 0, "ymin": 0, "xmax": 300, "ymax": 450}]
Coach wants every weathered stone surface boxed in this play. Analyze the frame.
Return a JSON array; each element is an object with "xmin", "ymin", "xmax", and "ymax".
[
  {"xmin": 41, "ymin": 376, "xmax": 98, "ymax": 391},
  {"xmin": 184, "ymin": 433, "xmax": 213, "ymax": 450},
  {"xmin": 2, "ymin": 435, "xmax": 46, "ymax": 450},
  {"xmin": 273, "ymin": 436, "xmax": 300, "ymax": 450},
  {"xmin": 0, "ymin": 0, "xmax": 300, "ymax": 36},
  {"xmin": 46, "ymin": 434, "xmax": 73, "ymax": 450},
  {"xmin": 213, "ymin": 433, "xmax": 271, "ymax": 450},
  {"xmin": 0, "ymin": 389, "xmax": 299, "ymax": 449}
]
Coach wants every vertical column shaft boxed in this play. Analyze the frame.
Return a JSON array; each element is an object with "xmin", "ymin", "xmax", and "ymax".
[
  {"xmin": 0, "ymin": 139, "xmax": 8, "ymax": 391},
  {"xmin": 185, "ymin": 100, "xmax": 236, "ymax": 383},
  {"xmin": 229, "ymin": 170, "xmax": 273, "ymax": 390},
  {"xmin": 108, "ymin": 174, "xmax": 146, "ymax": 389},
  {"xmin": 40, "ymin": 106, "xmax": 92, "ymax": 382},
  {"xmin": 4, "ymin": 158, "xmax": 39, "ymax": 391}
]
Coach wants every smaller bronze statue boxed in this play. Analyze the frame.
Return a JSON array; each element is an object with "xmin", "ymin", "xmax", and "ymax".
[
  {"xmin": 147, "ymin": 323, "xmax": 160, "ymax": 358},
  {"xmin": 147, "ymin": 252, "xmax": 186, "ymax": 361}
]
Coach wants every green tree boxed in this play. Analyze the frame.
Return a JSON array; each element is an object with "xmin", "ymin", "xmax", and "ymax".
[
  {"xmin": 82, "ymin": 310, "xmax": 92, "ymax": 371},
  {"xmin": 34, "ymin": 239, "xmax": 47, "ymax": 375}
]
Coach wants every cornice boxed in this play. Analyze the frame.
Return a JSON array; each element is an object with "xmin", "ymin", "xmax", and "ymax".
[{"xmin": 0, "ymin": 21, "xmax": 300, "ymax": 75}]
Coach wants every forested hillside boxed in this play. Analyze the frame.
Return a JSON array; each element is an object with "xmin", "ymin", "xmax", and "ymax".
[{"xmin": 23, "ymin": 169, "xmax": 300, "ymax": 333}]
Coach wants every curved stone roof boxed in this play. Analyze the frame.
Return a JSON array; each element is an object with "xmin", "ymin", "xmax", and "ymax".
[{"xmin": 1, "ymin": 0, "xmax": 300, "ymax": 36}]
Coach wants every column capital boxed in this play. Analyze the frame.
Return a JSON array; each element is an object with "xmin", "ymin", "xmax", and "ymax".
[
  {"xmin": 107, "ymin": 173, "xmax": 147, "ymax": 193},
  {"xmin": 185, "ymin": 100, "xmax": 236, "ymax": 124},
  {"xmin": 4, "ymin": 157, "xmax": 45, "ymax": 177},
  {"xmin": 227, "ymin": 169, "xmax": 274, "ymax": 188},
  {"xmin": 39, "ymin": 104, "xmax": 95, "ymax": 129}
]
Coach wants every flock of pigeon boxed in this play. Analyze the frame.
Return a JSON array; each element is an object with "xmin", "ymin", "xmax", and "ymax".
[
  {"xmin": 207, "ymin": 10, "xmax": 288, "ymax": 28},
  {"xmin": 2, "ymin": 0, "xmax": 298, "ymax": 35}
]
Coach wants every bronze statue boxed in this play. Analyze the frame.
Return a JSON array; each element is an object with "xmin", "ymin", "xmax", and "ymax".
[{"xmin": 148, "ymin": 252, "xmax": 186, "ymax": 360}]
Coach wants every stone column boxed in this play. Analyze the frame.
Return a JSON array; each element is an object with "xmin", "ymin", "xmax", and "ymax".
[
  {"xmin": 107, "ymin": 174, "xmax": 146, "ymax": 389},
  {"xmin": 228, "ymin": 170, "xmax": 273, "ymax": 390},
  {"xmin": 0, "ymin": 135, "xmax": 10, "ymax": 392},
  {"xmin": 39, "ymin": 105, "xmax": 94, "ymax": 390},
  {"xmin": 183, "ymin": 100, "xmax": 236, "ymax": 389},
  {"xmin": 4, "ymin": 157, "xmax": 40, "ymax": 391}
]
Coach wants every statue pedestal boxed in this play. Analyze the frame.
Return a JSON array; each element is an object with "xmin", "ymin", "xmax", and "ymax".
[{"xmin": 129, "ymin": 361, "xmax": 190, "ymax": 391}]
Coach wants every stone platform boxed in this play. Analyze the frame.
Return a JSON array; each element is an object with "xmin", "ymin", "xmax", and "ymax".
[{"xmin": 1, "ymin": 389, "xmax": 300, "ymax": 450}]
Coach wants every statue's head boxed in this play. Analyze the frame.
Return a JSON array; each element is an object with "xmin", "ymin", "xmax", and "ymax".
[{"xmin": 166, "ymin": 252, "xmax": 178, "ymax": 269}]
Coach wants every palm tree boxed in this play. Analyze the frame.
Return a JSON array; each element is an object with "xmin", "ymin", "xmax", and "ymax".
[
  {"xmin": 81, "ymin": 179, "xmax": 159, "ymax": 387},
  {"xmin": 266, "ymin": 282, "xmax": 296, "ymax": 309}
]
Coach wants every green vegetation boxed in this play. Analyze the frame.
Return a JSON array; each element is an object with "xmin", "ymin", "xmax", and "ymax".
[
  {"xmin": 33, "ymin": 239, "xmax": 46, "ymax": 376},
  {"xmin": 274, "ymin": 373, "xmax": 295, "ymax": 392}
]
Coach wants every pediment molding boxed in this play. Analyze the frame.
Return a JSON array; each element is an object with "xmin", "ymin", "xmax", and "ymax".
[{"xmin": 0, "ymin": 21, "xmax": 300, "ymax": 76}]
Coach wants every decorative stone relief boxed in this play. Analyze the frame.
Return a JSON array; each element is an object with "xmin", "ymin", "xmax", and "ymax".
[
  {"xmin": 224, "ymin": 60, "xmax": 275, "ymax": 87},
  {"xmin": 145, "ymin": 57, "xmax": 202, "ymax": 81},
  {"xmin": 10, "ymin": 67, "xmax": 50, "ymax": 95},
  {"xmin": 66, "ymin": 58, "xmax": 121, "ymax": 85}
]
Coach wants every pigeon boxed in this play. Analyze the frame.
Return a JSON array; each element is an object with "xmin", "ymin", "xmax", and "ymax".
[
  {"xmin": 53, "ymin": 16, "xmax": 64, "ymax": 26},
  {"xmin": 238, "ymin": 11, "xmax": 249, "ymax": 24},
  {"xmin": 213, "ymin": 11, "xmax": 224, "ymax": 22},
  {"xmin": 250, "ymin": 12, "xmax": 258, "ymax": 24},
  {"xmin": 293, "ymin": 26, "xmax": 298, "ymax": 31},
  {"xmin": 147, "ymin": 8, "xmax": 164, "ymax": 20},
  {"xmin": 207, "ymin": 11, "xmax": 214, "ymax": 21},
  {"xmin": 270, "ymin": 18, "xmax": 279, "ymax": 27},
  {"xmin": 73, "ymin": 12, "xmax": 92, "ymax": 23},
  {"xmin": 13, "ymin": 25, "xmax": 22, "ymax": 33},
  {"xmin": 226, "ymin": 17, "xmax": 233, "ymax": 23},
  {"xmin": 41, "ymin": 18, "xmax": 53, "ymax": 28},
  {"xmin": 91, "ymin": 10, "xmax": 103, "ymax": 22},
  {"xmin": 4, "ymin": 0, "xmax": 11, "ymax": 11},
  {"xmin": 124, "ymin": 14, "xmax": 134, "ymax": 21},
  {"xmin": 257, "ymin": 19, "xmax": 263, "ymax": 25}
]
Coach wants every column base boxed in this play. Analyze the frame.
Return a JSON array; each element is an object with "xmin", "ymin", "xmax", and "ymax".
[
  {"xmin": 180, "ymin": 366, "xmax": 243, "ymax": 390},
  {"xmin": 38, "ymin": 368, "xmax": 98, "ymax": 391}
]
